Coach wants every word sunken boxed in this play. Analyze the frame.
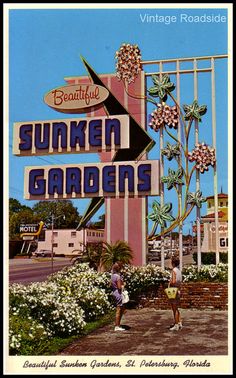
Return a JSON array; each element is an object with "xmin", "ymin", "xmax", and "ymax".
[{"xmin": 13, "ymin": 115, "xmax": 130, "ymax": 156}]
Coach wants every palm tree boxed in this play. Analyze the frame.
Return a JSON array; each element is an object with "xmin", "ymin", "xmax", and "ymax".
[
  {"xmin": 84, "ymin": 242, "xmax": 103, "ymax": 270},
  {"xmin": 101, "ymin": 240, "xmax": 133, "ymax": 271}
]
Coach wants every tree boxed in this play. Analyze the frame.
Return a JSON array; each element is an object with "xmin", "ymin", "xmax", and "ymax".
[
  {"xmin": 9, "ymin": 198, "xmax": 32, "ymax": 216},
  {"xmin": 84, "ymin": 242, "xmax": 104, "ymax": 270},
  {"xmin": 101, "ymin": 240, "xmax": 133, "ymax": 271},
  {"xmin": 90, "ymin": 214, "xmax": 105, "ymax": 229},
  {"xmin": 9, "ymin": 208, "xmax": 38, "ymax": 240},
  {"xmin": 9, "ymin": 198, "xmax": 82, "ymax": 239},
  {"xmin": 32, "ymin": 200, "xmax": 81, "ymax": 229}
]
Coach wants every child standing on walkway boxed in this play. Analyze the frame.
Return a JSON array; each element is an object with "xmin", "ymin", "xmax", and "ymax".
[{"xmin": 168, "ymin": 256, "xmax": 182, "ymax": 331}]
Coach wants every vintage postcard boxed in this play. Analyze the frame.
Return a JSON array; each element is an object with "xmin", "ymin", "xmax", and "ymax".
[{"xmin": 3, "ymin": 3, "xmax": 233, "ymax": 375}]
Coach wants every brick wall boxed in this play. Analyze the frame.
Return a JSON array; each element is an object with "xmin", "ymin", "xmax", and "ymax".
[{"xmin": 136, "ymin": 283, "xmax": 228, "ymax": 310}]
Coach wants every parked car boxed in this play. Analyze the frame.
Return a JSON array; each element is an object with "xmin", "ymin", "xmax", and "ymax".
[
  {"xmin": 148, "ymin": 249, "xmax": 161, "ymax": 261},
  {"xmin": 70, "ymin": 249, "xmax": 86, "ymax": 264},
  {"xmin": 33, "ymin": 249, "xmax": 55, "ymax": 257}
]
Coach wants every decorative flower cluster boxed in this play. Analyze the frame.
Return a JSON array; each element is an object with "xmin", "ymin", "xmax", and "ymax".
[
  {"xmin": 149, "ymin": 103, "xmax": 179, "ymax": 131},
  {"xmin": 115, "ymin": 43, "xmax": 142, "ymax": 84},
  {"xmin": 188, "ymin": 142, "xmax": 216, "ymax": 173}
]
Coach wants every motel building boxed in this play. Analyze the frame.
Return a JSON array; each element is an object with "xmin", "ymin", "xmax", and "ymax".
[
  {"xmin": 200, "ymin": 192, "xmax": 228, "ymax": 253},
  {"xmin": 37, "ymin": 228, "xmax": 105, "ymax": 257}
]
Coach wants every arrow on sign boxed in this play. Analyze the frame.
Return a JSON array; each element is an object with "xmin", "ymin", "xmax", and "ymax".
[{"xmin": 77, "ymin": 57, "xmax": 155, "ymax": 230}]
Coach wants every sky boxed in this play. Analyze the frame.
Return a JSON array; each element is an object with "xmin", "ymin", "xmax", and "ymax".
[{"xmin": 6, "ymin": 4, "xmax": 231, "ymax": 234}]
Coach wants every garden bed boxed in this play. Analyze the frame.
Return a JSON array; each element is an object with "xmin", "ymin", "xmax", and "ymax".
[{"xmin": 9, "ymin": 262, "xmax": 228, "ymax": 355}]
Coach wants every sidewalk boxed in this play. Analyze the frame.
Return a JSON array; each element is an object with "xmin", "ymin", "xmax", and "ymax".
[{"xmin": 59, "ymin": 308, "xmax": 228, "ymax": 356}]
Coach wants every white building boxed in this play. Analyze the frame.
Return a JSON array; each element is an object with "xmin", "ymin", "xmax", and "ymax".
[{"xmin": 38, "ymin": 228, "xmax": 104, "ymax": 256}]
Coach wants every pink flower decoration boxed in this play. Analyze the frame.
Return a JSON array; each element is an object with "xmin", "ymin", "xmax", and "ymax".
[
  {"xmin": 188, "ymin": 142, "xmax": 216, "ymax": 173},
  {"xmin": 115, "ymin": 43, "xmax": 142, "ymax": 84}
]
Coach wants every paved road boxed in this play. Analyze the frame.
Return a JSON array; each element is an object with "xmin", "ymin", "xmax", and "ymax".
[
  {"xmin": 8, "ymin": 254, "xmax": 195, "ymax": 285},
  {"xmin": 59, "ymin": 307, "xmax": 228, "ymax": 356},
  {"xmin": 9, "ymin": 257, "xmax": 72, "ymax": 284}
]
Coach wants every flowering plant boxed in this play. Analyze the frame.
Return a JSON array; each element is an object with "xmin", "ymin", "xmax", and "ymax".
[
  {"xmin": 121, "ymin": 264, "xmax": 170, "ymax": 295},
  {"xmin": 182, "ymin": 263, "xmax": 228, "ymax": 282},
  {"xmin": 9, "ymin": 262, "xmax": 227, "ymax": 355},
  {"xmin": 9, "ymin": 263, "xmax": 112, "ymax": 354}
]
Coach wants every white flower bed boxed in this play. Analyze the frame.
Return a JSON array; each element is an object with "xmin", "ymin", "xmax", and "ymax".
[
  {"xmin": 9, "ymin": 262, "xmax": 228, "ymax": 355},
  {"xmin": 9, "ymin": 264, "xmax": 112, "ymax": 353},
  {"xmin": 122, "ymin": 264, "xmax": 170, "ymax": 294},
  {"xmin": 182, "ymin": 263, "xmax": 228, "ymax": 282}
]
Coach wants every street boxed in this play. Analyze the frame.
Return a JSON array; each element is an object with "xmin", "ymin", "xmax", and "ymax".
[
  {"xmin": 8, "ymin": 257, "xmax": 72, "ymax": 285},
  {"xmin": 8, "ymin": 253, "xmax": 196, "ymax": 286}
]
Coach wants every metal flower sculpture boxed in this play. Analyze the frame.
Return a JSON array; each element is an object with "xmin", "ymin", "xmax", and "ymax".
[
  {"xmin": 183, "ymin": 100, "xmax": 207, "ymax": 122},
  {"xmin": 187, "ymin": 190, "xmax": 207, "ymax": 208},
  {"xmin": 148, "ymin": 201, "xmax": 175, "ymax": 237},
  {"xmin": 149, "ymin": 103, "xmax": 179, "ymax": 131},
  {"xmin": 188, "ymin": 142, "xmax": 216, "ymax": 173},
  {"xmin": 115, "ymin": 44, "xmax": 214, "ymax": 241},
  {"xmin": 161, "ymin": 167, "xmax": 185, "ymax": 190},
  {"xmin": 161, "ymin": 142, "xmax": 181, "ymax": 161},
  {"xmin": 148, "ymin": 74, "xmax": 176, "ymax": 101},
  {"xmin": 115, "ymin": 43, "xmax": 142, "ymax": 84}
]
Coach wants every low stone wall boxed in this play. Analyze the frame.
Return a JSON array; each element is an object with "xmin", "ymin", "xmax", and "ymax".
[{"xmin": 136, "ymin": 282, "xmax": 228, "ymax": 310}]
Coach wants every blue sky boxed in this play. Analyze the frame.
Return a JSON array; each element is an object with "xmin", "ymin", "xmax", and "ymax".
[{"xmin": 7, "ymin": 5, "xmax": 230, "ymax": 234}]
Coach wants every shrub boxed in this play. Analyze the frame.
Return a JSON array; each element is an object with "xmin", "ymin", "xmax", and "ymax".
[
  {"xmin": 48, "ymin": 263, "xmax": 113, "ymax": 320},
  {"xmin": 9, "ymin": 315, "xmax": 52, "ymax": 355},
  {"xmin": 121, "ymin": 264, "xmax": 170, "ymax": 297},
  {"xmin": 9, "ymin": 261, "xmax": 228, "ymax": 355},
  {"xmin": 182, "ymin": 263, "xmax": 228, "ymax": 282},
  {"xmin": 9, "ymin": 263, "xmax": 115, "ymax": 354},
  {"xmin": 193, "ymin": 252, "xmax": 228, "ymax": 265},
  {"xmin": 9, "ymin": 282, "xmax": 86, "ymax": 337}
]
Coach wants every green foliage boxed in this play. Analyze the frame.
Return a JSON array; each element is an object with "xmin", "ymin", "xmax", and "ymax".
[
  {"xmin": 161, "ymin": 142, "xmax": 181, "ymax": 161},
  {"xmin": 82, "ymin": 242, "xmax": 104, "ymax": 270},
  {"xmin": 122, "ymin": 264, "xmax": 170, "ymax": 297},
  {"xmin": 187, "ymin": 190, "xmax": 207, "ymax": 208},
  {"xmin": 9, "ymin": 208, "xmax": 38, "ymax": 240},
  {"xmin": 192, "ymin": 252, "xmax": 228, "ymax": 265},
  {"xmin": 90, "ymin": 214, "xmax": 105, "ymax": 229},
  {"xmin": 32, "ymin": 200, "xmax": 81, "ymax": 229},
  {"xmin": 183, "ymin": 99, "xmax": 207, "ymax": 122},
  {"xmin": 148, "ymin": 201, "xmax": 175, "ymax": 236},
  {"xmin": 161, "ymin": 167, "xmax": 185, "ymax": 190},
  {"xmin": 101, "ymin": 240, "xmax": 133, "ymax": 270},
  {"xmin": 9, "ymin": 315, "xmax": 52, "ymax": 355},
  {"xmin": 148, "ymin": 74, "xmax": 175, "ymax": 101},
  {"xmin": 9, "ymin": 262, "xmax": 228, "ymax": 355},
  {"xmin": 9, "ymin": 198, "xmax": 32, "ymax": 215},
  {"xmin": 9, "ymin": 198, "xmax": 83, "ymax": 239}
]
